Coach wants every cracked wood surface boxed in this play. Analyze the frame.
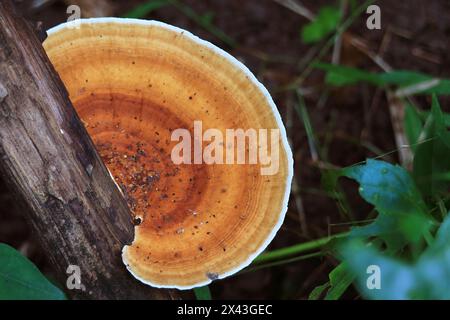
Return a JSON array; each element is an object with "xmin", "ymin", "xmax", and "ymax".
[{"xmin": 0, "ymin": 0, "xmax": 179, "ymax": 299}]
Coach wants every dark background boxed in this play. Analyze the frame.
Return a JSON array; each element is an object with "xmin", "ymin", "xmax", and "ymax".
[{"xmin": 1, "ymin": 0, "xmax": 450, "ymax": 299}]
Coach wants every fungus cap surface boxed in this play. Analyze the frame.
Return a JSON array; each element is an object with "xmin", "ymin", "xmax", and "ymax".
[{"xmin": 44, "ymin": 18, "xmax": 293, "ymax": 289}]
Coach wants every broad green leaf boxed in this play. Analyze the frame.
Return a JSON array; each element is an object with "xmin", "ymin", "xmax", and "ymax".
[
  {"xmin": 349, "ymin": 214, "xmax": 409, "ymax": 253},
  {"xmin": 343, "ymin": 159, "xmax": 433, "ymax": 251},
  {"xmin": 417, "ymin": 214, "xmax": 450, "ymax": 299},
  {"xmin": 404, "ymin": 104, "xmax": 424, "ymax": 153},
  {"xmin": 341, "ymin": 240, "xmax": 415, "ymax": 300},
  {"xmin": 314, "ymin": 63, "xmax": 450, "ymax": 95},
  {"xmin": 301, "ymin": 6, "xmax": 341, "ymax": 44},
  {"xmin": 194, "ymin": 286, "xmax": 212, "ymax": 300},
  {"xmin": 413, "ymin": 95, "xmax": 450, "ymax": 198},
  {"xmin": 0, "ymin": 243, "xmax": 66, "ymax": 300},
  {"xmin": 342, "ymin": 212, "xmax": 450, "ymax": 300},
  {"xmin": 343, "ymin": 159, "xmax": 427, "ymax": 215}
]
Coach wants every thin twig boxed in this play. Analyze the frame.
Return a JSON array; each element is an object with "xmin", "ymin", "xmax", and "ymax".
[
  {"xmin": 394, "ymin": 79, "xmax": 440, "ymax": 98},
  {"xmin": 331, "ymin": 0, "xmax": 348, "ymax": 65},
  {"xmin": 346, "ymin": 30, "xmax": 415, "ymax": 166},
  {"xmin": 295, "ymin": 91, "xmax": 319, "ymax": 162},
  {"xmin": 348, "ymin": 35, "xmax": 392, "ymax": 71},
  {"xmin": 286, "ymin": 94, "xmax": 309, "ymax": 236},
  {"xmin": 272, "ymin": 0, "xmax": 315, "ymax": 21},
  {"xmin": 29, "ymin": 0, "xmax": 57, "ymax": 12}
]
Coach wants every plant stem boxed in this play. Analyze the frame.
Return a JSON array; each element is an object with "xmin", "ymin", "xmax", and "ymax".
[
  {"xmin": 171, "ymin": 0, "xmax": 237, "ymax": 47},
  {"xmin": 242, "ymin": 252, "xmax": 323, "ymax": 275},
  {"xmin": 123, "ymin": 0, "xmax": 236, "ymax": 47},
  {"xmin": 254, "ymin": 231, "xmax": 349, "ymax": 264}
]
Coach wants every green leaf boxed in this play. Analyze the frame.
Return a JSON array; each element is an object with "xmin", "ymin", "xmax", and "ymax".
[
  {"xmin": 314, "ymin": 63, "xmax": 450, "ymax": 95},
  {"xmin": 341, "ymin": 240, "xmax": 415, "ymax": 299},
  {"xmin": 341, "ymin": 212, "xmax": 450, "ymax": 300},
  {"xmin": 420, "ymin": 110, "xmax": 450, "ymax": 127},
  {"xmin": 404, "ymin": 104, "xmax": 424, "ymax": 153},
  {"xmin": 413, "ymin": 95, "xmax": 450, "ymax": 198},
  {"xmin": 309, "ymin": 262, "xmax": 354, "ymax": 300},
  {"xmin": 324, "ymin": 263, "xmax": 355, "ymax": 300},
  {"xmin": 343, "ymin": 159, "xmax": 433, "ymax": 251},
  {"xmin": 343, "ymin": 159, "xmax": 427, "ymax": 216},
  {"xmin": 349, "ymin": 214, "xmax": 409, "ymax": 253},
  {"xmin": 194, "ymin": 286, "xmax": 212, "ymax": 300},
  {"xmin": 0, "ymin": 243, "xmax": 66, "ymax": 300},
  {"xmin": 301, "ymin": 6, "xmax": 341, "ymax": 44},
  {"xmin": 308, "ymin": 282, "xmax": 330, "ymax": 300},
  {"xmin": 317, "ymin": 63, "xmax": 382, "ymax": 86},
  {"xmin": 378, "ymin": 71, "xmax": 433, "ymax": 87}
]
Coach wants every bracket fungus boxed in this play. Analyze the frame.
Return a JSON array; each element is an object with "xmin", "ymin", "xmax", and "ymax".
[{"xmin": 43, "ymin": 18, "xmax": 293, "ymax": 289}]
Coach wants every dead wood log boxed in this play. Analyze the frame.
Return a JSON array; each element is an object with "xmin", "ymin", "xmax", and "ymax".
[{"xmin": 0, "ymin": 0, "xmax": 179, "ymax": 300}]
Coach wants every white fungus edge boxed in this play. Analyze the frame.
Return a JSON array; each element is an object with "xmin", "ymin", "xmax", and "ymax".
[{"xmin": 47, "ymin": 18, "xmax": 294, "ymax": 291}]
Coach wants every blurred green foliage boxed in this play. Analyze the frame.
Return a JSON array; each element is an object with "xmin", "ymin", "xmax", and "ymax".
[
  {"xmin": 315, "ymin": 96, "xmax": 450, "ymax": 300},
  {"xmin": 413, "ymin": 96, "xmax": 450, "ymax": 198},
  {"xmin": 301, "ymin": 6, "xmax": 341, "ymax": 44},
  {"xmin": 315, "ymin": 63, "xmax": 450, "ymax": 95},
  {"xmin": 342, "ymin": 213, "xmax": 450, "ymax": 299},
  {"xmin": 194, "ymin": 286, "xmax": 212, "ymax": 300}
]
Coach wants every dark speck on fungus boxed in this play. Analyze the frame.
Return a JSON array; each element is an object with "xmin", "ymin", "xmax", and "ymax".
[
  {"xmin": 206, "ymin": 272, "xmax": 219, "ymax": 280},
  {"xmin": 133, "ymin": 217, "xmax": 142, "ymax": 226}
]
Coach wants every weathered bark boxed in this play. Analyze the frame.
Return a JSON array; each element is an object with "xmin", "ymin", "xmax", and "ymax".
[{"xmin": 0, "ymin": 0, "xmax": 180, "ymax": 300}]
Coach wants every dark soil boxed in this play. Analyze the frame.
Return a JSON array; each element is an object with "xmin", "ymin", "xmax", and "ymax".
[{"xmin": 2, "ymin": 0, "xmax": 449, "ymax": 299}]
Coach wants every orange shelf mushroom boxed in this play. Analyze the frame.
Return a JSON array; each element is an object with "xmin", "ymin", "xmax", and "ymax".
[{"xmin": 43, "ymin": 18, "xmax": 293, "ymax": 289}]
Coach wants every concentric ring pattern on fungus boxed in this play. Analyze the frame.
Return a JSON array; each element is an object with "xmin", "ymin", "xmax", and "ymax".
[{"xmin": 44, "ymin": 18, "xmax": 293, "ymax": 289}]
